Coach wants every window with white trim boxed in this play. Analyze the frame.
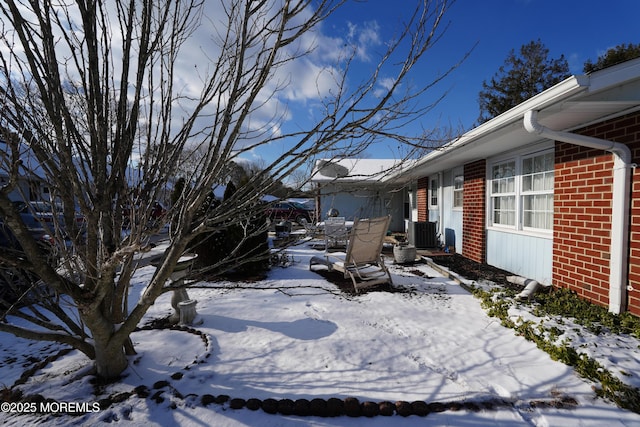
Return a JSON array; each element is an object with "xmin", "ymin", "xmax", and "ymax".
[
  {"xmin": 453, "ymin": 175, "xmax": 464, "ymax": 208},
  {"xmin": 489, "ymin": 150, "xmax": 554, "ymax": 232},
  {"xmin": 522, "ymin": 152, "xmax": 554, "ymax": 230},
  {"xmin": 491, "ymin": 161, "xmax": 516, "ymax": 226},
  {"xmin": 429, "ymin": 176, "xmax": 438, "ymax": 207}
]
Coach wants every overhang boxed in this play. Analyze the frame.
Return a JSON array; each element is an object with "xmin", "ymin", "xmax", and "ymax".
[{"xmin": 386, "ymin": 58, "xmax": 640, "ymax": 184}]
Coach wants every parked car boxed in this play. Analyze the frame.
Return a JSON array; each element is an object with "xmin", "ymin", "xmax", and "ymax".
[
  {"xmin": 1, "ymin": 200, "xmax": 83, "ymax": 304},
  {"xmin": 11, "ymin": 200, "xmax": 84, "ymax": 239},
  {"xmin": 12, "ymin": 201, "xmax": 58, "ymax": 234},
  {"xmin": 266, "ymin": 201, "xmax": 313, "ymax": 224}
]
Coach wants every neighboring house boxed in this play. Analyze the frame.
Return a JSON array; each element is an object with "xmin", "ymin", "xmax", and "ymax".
[
  {"xmin": 315, "ymin": 57, "xmax": 640, "ymax": 316},
  {"xmin": 0, "ymin": 170, "xmax": 36, "ymax": 202},
  {"xmin": 311, "ymin": 158, "xmax": 411, "ymax": 232},
  {"xmin": 0, "ymin": 141, "xmax": 51, "ymax": 202}
]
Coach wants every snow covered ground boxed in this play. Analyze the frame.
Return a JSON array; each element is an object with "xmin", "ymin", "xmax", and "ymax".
[{"xmin": 1, "ymin": 238, "xmax": 639, "ymax": 426}]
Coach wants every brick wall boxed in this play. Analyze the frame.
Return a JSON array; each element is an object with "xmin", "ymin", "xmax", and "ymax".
[
  {"xmin": 554, "ymin": 145, "xmax": 614, "ymax": 308},
  {"xmin": 462, "ymin": 160, "xmax": 486, "ymax": 263},
  {"xmin": 631, "ymin": 135, "xmax": 640, "ymax": 316},
  {"xmin": 417, "ymin": 177, "xmax": 428, "ymax": 222},
  {"xmin": 554, "ymin": 111, "xmax": 640, "ymax": 315}
]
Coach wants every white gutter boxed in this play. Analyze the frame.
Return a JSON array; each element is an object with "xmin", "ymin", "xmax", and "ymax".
[
  {"xmin": 524, "ymin": 110, "xmax": 633, "ymax": 314},
  {"xmin": 384, "ymin": 76, "xmax": 590, "ymax": 184},
  {"xmin": 438, "ymin": 171, "xmax": 444, "ymax": 240}
]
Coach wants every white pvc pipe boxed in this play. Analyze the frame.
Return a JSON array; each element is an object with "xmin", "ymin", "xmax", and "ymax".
[
  {"xmin": 524, "ymin": 110, "xmax": 632, "ymax": 314},
  {"xmin": 508, "ymin": 275, "xmax": 542, "ymax": 300}
]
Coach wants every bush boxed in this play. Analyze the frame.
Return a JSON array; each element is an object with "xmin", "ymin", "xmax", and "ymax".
[{"xmin": 185, "ymin": 182, "xmax": 269, "ymax": 279}]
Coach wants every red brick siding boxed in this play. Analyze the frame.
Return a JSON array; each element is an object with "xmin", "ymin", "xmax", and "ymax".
[
  {"xmin": 627, "ymin": 116, "xmax": 640, "ymax": 316},
  {"xmin": 554, "ymin": 145, "xmax": 613, "ymax": 307},
  {"xmin": 462, "ymin": 160, "xmax": 486, "ymax": 263},
  {"xmin": 417, "ymin": 177, "xmax": 428, "ymax": 222},
  {"xmin": 554, "ymin": 111, "xmax": 640, "ymax": 315}
]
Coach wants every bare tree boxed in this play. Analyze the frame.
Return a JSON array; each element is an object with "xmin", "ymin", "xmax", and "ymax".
[{"xmin": 0, "ymin": 0, "xmax": 460, "ymax": 379}]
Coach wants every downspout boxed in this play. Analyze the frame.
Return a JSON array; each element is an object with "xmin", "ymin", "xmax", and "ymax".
[
  {"xmin": 438, "ymin": 171, "xmax": 444, "ymax": 244},
  {"xmin": 524, "ymin": 110, "xmax": 633, "ymax": 314}
]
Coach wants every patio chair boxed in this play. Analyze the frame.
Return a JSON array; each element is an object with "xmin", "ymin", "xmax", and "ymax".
[
  {"xmin": 324, "ymin": 216, "xmax": 348, "ymax": 248},
  {"xmin": 310, "ymin": 215, "xmax": 392, "ymax": 292}
]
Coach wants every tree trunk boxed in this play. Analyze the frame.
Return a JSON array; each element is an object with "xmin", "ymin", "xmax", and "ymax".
[
  {"xmin": 93, "ymin": 335, "xmax": 129, "ymax": 379},
  {"xmin": 82, "ymin": 304, "xmax": 131, "ymax": 379}
]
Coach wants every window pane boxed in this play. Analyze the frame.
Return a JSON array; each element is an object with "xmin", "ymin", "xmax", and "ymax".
[
  {"xmin": 430, "ymin": 177, "xmax": 438, "ymax": 206},
  {"xmin": 533, "ymin": 173, "xmax": 544, "ymax": 191},
  {"xmin": 493, "ymin": 161, "xmax": 515, "ymax": 179},
  {"xmin": 453, "ymin": 175, "xmax": 463, "ymax": 208},
  {"xmin": 492, "ymin": 161, "xmax": 515, "ymax": 195},
  {"xmin": 544, "ymin": 172, "xmax": 554, "ymax": 190},
  {"xmin": 523, "ymin": 154, "xmax": 554, "ymax": 191},
  {"xmin": 453, "ymin": 175, "xmax": 464, "ymax": 208},
  {"xmin": 493, "ymin": 196, "xmax": 515, "ymax": 226},
  {"xmin": 523, "ymin": 194, "xmax": 553, "ymax": 229},
  {"xmin": 520, "ymin": 152, "xmax": 554, "ymax": 230},
  {"xmin": 454, "ymin": 192, "xmax": 463, "ymax": 208},
  {"xmin": 545, "ymin": 152, "xmax": 554, "ymax": 170},
  {"xmin": 506, "ymin": 177, "xmax": 515, "ymax": 192}
]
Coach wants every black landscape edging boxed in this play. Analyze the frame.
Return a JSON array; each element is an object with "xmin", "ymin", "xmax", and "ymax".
[{"xmin": 6, "ymin": 314, "xmax": 578, "ymax": 419}]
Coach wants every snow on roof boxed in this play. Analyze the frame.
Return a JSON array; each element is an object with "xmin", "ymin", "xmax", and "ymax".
[{"xmin": 311, "ymin": 158, "xmax": 409, "ymax": 183}]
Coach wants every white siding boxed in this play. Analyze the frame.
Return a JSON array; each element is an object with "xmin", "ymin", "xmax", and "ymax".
[
  {"xmin": 444, "ymin": 210, "xmax": 463, "ymax": 253},
  {"xmin": 486, "ymin": 229, "xmax": 552, "ymax": 284}
]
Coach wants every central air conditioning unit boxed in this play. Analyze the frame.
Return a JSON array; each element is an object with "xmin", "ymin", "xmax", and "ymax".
[{"xmin": 409, "ymin": 221, "xmax": 437, "ymax": 248}]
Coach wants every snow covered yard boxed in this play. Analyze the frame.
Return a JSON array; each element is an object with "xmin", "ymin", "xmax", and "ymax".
[{"xmin": 1, "ymin": 239, "xmax": 639, "ymax": 426}]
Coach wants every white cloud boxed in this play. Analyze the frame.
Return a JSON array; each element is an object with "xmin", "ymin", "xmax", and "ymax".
[
  {"xmin": 348, "ymin": 20, "xmax": 381, "ymax": 62},
  {"xmin": 2, "ymin": 1, "xmax": 387, "ymax": 155},
  {"xmin": 280, "ymin": 59, "xmax": 340, "ymax": 102},
  {"xmin": 373, "ymin": 77, "xmax": 397, "ymax": 98}
]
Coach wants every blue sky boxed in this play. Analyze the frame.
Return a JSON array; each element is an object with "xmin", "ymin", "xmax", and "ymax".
[
  {"xmin": 410, "ymin": 0, "xmax": 640, "ymax": 130},
  {"xmin": 245, "ymin": 0, "xmax": 640, "ymax": 165}
]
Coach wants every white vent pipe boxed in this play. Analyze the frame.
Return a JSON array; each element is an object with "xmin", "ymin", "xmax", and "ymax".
[
  {"xmin": 524, "ymin": 110, "xmax": 632, "ymax": 314},
  {"xmin": 507, "ymin": 275, "xmax": 543, "ymax": 300}
]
